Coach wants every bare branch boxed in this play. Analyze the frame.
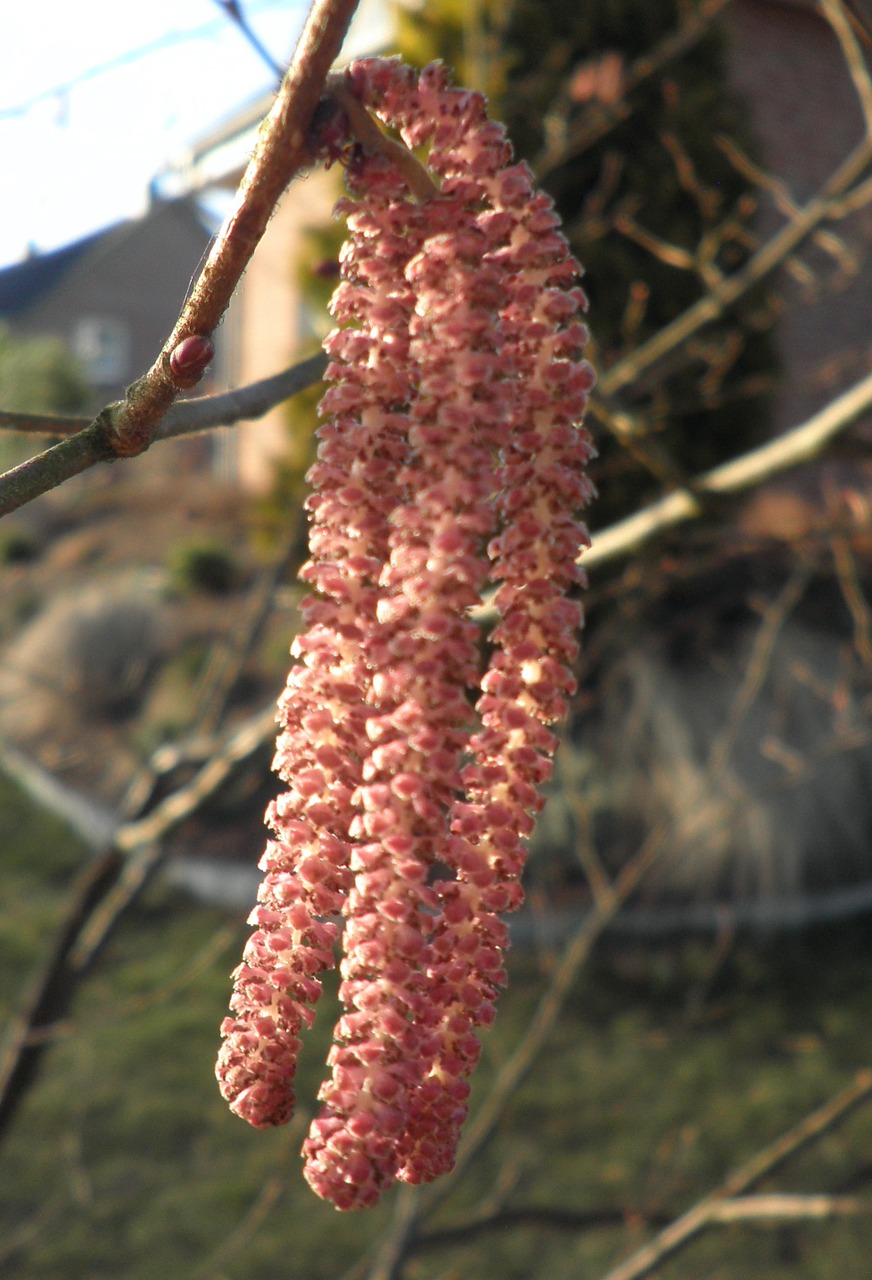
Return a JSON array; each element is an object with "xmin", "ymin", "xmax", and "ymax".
[
  {"xmin": 583, "ymin": 368, "xmax": 872, "ymax": 572},
  {"xmin": 599, "ymin": 134, "xmax": 872, "ymax": 401},
  {"xmin": 0, "ymin": 352, "xmax": 329, "ymax": 444},
  {"xmin": 821, "ymin": 0, "xmax": 872, "ymax": 135},
  {"xmin": 0, "ymin": 703, "xmax": 276, "ymax": 1142},
  {"xmin": 708, "ymin": 1192, "xmax": 871, "ymax": 1222},
  {"xmin": 534, "ymin": 0, "xmax": 734, "ymax": 180},
  {"xmin": 599, "ymin": 1070, "xmax": 872, "ymax": 1280},
  {"xmin": 103, "ymin": 0, "xmax": 359, "ymax": 459},
  {"xmin": 0, "ymin": 0, "xmax": 359, "ymax": 517},
  {"xmin": 0, "ymin": 424, "xmax": 117, "ymax": 519},
  {"xmin": 0, "ymin": 409, "xmax": 90, "ymax": 435},
  {"xmin": 212, "ymin": 0, "xmax": 286, "ymax": 83},
  {"xmin": 158, "ymin": 352, "xmax": 329, "ymax": 438}
]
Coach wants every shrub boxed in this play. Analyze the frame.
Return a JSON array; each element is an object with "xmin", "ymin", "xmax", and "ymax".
[{"xmin": 168, "ymin": 538, "xmax": 238, "ymax": 596}]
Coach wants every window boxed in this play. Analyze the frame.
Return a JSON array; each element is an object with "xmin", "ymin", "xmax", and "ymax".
[{"xmin": 73, "ymin": 317, "xmax": 130, "ymax": 385}]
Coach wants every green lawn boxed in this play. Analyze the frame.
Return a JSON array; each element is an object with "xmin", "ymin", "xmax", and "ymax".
[{"xmin": 2, "ymin": 768, "xmax": 872, "ymax": 1280}]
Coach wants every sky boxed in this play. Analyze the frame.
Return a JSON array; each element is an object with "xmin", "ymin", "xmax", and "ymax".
[{"xmin": 0, "ymin": 0, "xmax": 375, "ymax": 269}]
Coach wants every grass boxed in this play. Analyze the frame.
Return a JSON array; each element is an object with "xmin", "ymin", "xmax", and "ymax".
[{"xmin": 2, "ymin": 767, "xmax": 872, "ymax": 1279}]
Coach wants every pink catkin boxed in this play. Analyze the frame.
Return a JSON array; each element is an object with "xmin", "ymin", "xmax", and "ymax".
[
  {"xmin": 303, "ymin": 68, "xmax": 525, "ymax": 1208},
  {"xmin": 216, "ymin": 56, "xmax": 595, "ymax": 1209},
  {"xmin": 216, "ymin": 145, "xmax": 425, "ymax": 1130}
]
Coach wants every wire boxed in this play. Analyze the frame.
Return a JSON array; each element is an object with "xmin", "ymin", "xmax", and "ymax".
[
  {"xmin": 0, "ymin": 0, "xmax": 295, "ymax": 121},
  {"xmin": 212, "ymin": 0, "xmax": 286, "ymax": 82}
]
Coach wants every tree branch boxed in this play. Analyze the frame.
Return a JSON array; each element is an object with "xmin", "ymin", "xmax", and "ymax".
[
  {"xmin": 534, "ymin": 0, "xmax": 734, "ymax": 181},
  {"xmin": 600, "ymin": 1070, "xmax": 872, "ymax": 1280},
  {"xmin": 0, "ymin": 352, "xmax": 329, "ymax": 442},
  {"xmin": 0, "ymin": 0, "xmax": 359, "ymax": 517},
  {"xmin": 599, "ymin": 133, "xmax": 872, "ymax": 402},
  {"xmin": 158, "ymin": 352, "xmax": 329, "ymax": 438},
  {"xmin": 0, "ymin": 703, "xmax": 276, "ymax": 1145},
  {"xmin": 583, "ymin": 367, "xmax": 872, "ymax": 572},
  {"xmin": 102, "ymin": 0, "xmax": 359, "ymax": 459}
]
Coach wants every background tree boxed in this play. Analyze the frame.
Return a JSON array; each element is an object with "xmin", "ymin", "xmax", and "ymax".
[
  {"xmin": 0, "ymin": 324, "xmax": 90, "ymax": 472},
  {"xmin": 0, "ymin": 324, "xmax": 89, "ymax": 416},
  {"xmin": 396, "ymin": 0, "xmax": 780, "ymax": 524}
]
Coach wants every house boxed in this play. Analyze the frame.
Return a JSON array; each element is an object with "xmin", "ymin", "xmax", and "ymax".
[{"xmin": 0, "ymin": 195, "xmax": 215, "ymax": 434}]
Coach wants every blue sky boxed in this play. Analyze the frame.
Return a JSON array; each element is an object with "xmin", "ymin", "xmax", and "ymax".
[{"xmin": 0, "ymin": 1, "xmax": 344, "ymax": 268}]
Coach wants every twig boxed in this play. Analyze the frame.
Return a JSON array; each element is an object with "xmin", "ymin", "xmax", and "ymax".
[
  {"xmin": 191, "ymin": 516, "xmax": 303, "ymax": 735},
  {"xmin": 326, "ymin": 75, "xmax": 441, "ymax": 201},
  {"xmin": 708, "ymin": 1192, "xmax": 871, "ymax": 1222},
  {"xmin": 0, "ymin": 409, "xmax": 90, "ymax": 435},
  {"xmin": 354, "ymin": 817, "xmax": 687, "ymax": 1280},
  {"xmin": 714, "ymin": 134, "xmax": 858, "ymax": 278},
  {"xmin": 0, "ymin": 425, "xmax": 118, "ymax": 519},
  {"xmin": 599, "ymin": 1070, "xmax": 872, "ymax": 1280},
  {"xmin": 598, "ymin": 132, "xmax": 872, "ymax": 402},
  {"xmin": 212, "ymin": 0, "xmax": 286, "ymax": 83},
  {"xmin": 191, "ymin": 1123, "xmax": 303, "ymax": 1280},
  {"xmin": 826, "ymin": 493, "xmax": 872, "ymax": 668},
  {"xmin": 0, "ymin": 352, "xmax": 329, "ymax": 441},
  {"xmin": 0, "ymin": 703, "xmax": 276, "ymax": 1144},
  {"xmin": 159, "ymin": 352, "xmax": 329, "ymax": 438},
  {"xmin": 416, "ymin": 1203, "xmax": 673, "ymax": 1250},
  {"xmin": 0, "ymin": 0, "xmax": 359, "ymax": 516},
  {"xmin": 582, "ymin": 367, "xmax": 872, "ymax": 572},
  {"xmin": 104, "ymin": 0, "xmax": 358, "ymax": 458},
  {"xmin": 821, "ymin": 0, "xmax": 872, "ymax": 135},
  {"xmin": 534, "ymin": 0, "xmax": 734, "ymax": 180},
  {"xmin": 706, "ymin": 559, "xmax": 814, "ymax": 780}
]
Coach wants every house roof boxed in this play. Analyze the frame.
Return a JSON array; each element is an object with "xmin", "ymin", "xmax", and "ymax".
[
  {"xmin": 0, "ymin": 226, "xmax": 116, "ymax": 318},
  {"xmin": 0, "ymin": 198, "xmax": 213, "ymax": 322}
]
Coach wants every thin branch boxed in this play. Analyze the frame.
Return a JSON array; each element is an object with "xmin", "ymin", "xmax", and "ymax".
[
  {"xmin": 599, "ymin": 1070, "xmax": 872, "ymax": 1280},
  {"xmin": 821, "ymin": 0, "xmax": 872, "ymax": 136},
  {"xmin": 104, "ymin": 0, "xmax": 359, "ymax": 458},
  {"xmin": 0, "ymin": 703, "xmax": 276, "ymax": 1144},
  {"xmin": 844, "ymin": 0, "xmax": 872, "ymax": 48},
  {"xmin": 412, "ymin": 1193, "xmax": 870, "ymax": 1250},
  {"xmin": 0, "ymin": 409, "xmax": 90, "ymax": 435},
  {"xmin": 158, "ymin": 351, "xmax": 329, "ymax": 438},
  {"xmin": 706, "ymin": 560, "xmax": 814, "ymax": 780},
  {"xmin": 598, "ymin": 132, "xmax": 872, "ymax": 402},
  {"xmin": 708, "ymin": 1192, "xmax": 871, "ymax": 1222},
  {"xmin": 416, "ymin": 1203, "xmax": 673, "ymax": 1250},
  {"xmin": 826, "ymin": 491, "xmax": 872, "ymax": 667},
  {"xmin": 714, "ymin": 134, "xmax": 858, "ymax": 277},
  {"xmin": 534, "ymin": 0, "xmax": 734, "ymax": 180},
  {"xmin": 0, "ymin": 0, "xmax": 359, "ymax": 517},
  {"xmin": 0, "ymin": 424, "xmax": 117, "ymax": 519},
  {"xmin": 212, "ymin": 0, "xmax": 286, "ymax": 83},
  {"xmin": 326, "ymin": 76, "xmax": 442, "ymax": 201},
  {"xmin": 582, "ymin": 367, "xmax": 872, "ymax": 572},
  {"xmin": 190, "ymin": 517, "xmax": 303, "ymax": 735},
  {"xmin": 0, "ymin": 352, "xmax": 329, "ymax": 441}
]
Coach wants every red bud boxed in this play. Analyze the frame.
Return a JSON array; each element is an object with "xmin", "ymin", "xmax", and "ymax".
[{"xmin": 169, "ymin": 335, "xmax": 214, "ymax": 388}]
